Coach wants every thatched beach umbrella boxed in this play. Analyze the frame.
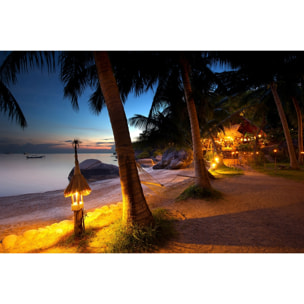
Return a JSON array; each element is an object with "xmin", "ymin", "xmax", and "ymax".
[{"xmin": 64, "ymin": 139, "xmax": 91, "ymax": 236}]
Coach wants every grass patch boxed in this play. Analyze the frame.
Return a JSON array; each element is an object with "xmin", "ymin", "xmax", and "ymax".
[
  {"xmin": 210, "ymin": 166, "xmax": 244, "ymax": 178},
  {"xmin": 104, "ymin": 208, "xmax": 176, "ymax": 253},
  {"xmin": 253, "ymin": 163, "xmax": 304, "ymax": 182},
  {"xmin": 57, "ymin": 229, "xmax": 97, "ymax": 252},
  {"xmin": 176, "ymin": 184, "xmax": 223, "ymax": 201}
]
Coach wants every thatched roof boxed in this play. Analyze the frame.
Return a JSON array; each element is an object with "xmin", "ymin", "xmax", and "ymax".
[{"xmin": 64, "ymin": 159, "xmax": 91, "ymax": 197}]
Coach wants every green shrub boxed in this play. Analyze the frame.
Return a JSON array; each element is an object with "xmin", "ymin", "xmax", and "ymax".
[
  {"xmin": 137, "ymin": 150, "xmax": 151, "ymax": 159},
  {"xmin": 177, "ymin": 184, "xmax": 223, "ymax": 201},
  {"xmin": 105, "ymin": 209, "xmax": 176, "ymax": 253}
]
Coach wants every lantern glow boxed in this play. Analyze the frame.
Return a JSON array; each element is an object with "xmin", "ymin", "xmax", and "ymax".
[{"xmin": 64, "ymin": 139, "xmax": 91, "ymax": 236}]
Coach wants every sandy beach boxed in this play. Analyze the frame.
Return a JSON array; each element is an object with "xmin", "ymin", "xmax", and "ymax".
[{"xmin": 1, "ymin": 166, "xmax": 304, "ymax": 253}]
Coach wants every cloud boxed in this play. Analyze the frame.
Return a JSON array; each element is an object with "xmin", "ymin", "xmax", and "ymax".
[
  {"xmin": 96, "ymin": 141, "xmax": 115, "ymax": 145},
  {"xmin": 102, "ymin": 138, "xmax": 114, "ymax": 141}
]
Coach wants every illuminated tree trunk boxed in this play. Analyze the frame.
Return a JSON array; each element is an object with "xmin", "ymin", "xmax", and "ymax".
[
  {"xmin": 270, "ymin": 82, "xmax": 299, "ymax": 169},
  {"xmin": 292, "ymin": 96, "xmax": 303, "ymax": 165},
  {"xmin": 93, "ymin": 51, "xmax": 154, "ymax": 227},
  {"xmin": 180, "ymin": 55, "xmax": 212, "ymax": 189}
]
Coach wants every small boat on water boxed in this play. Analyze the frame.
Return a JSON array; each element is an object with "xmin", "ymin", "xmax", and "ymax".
[{"xmin": 26, "ymin": 154, "xmax": 45, "ymax": 159}]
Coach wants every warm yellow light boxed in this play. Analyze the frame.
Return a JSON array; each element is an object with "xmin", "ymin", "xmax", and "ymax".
[
  {"xmin": 71, "ymin": 191, "xmax": 84, "ymax": 211},
  {"xmin": 258, "ymin": 134, "xmax": 262, "ymax": 138},
  {"xmin": 301, "ymin": 151, "xmax": 304, "ymax": 155},
  {"xmin": 273, "ymin": 149, "xmax": 278, "ymax": 153},
  {"xmin": 211, "ymin": 163, "xmax": 216, "ymax": 169},
  {"xmin": 214, "ymin": 157, "xmax": 220, "ymax": 163},
  {"xmin": 256, "ymin": 151, "xmax": 259, "ymax": 155}
]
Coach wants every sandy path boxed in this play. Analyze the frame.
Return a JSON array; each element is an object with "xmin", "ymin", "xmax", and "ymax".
[
  {"xmin": 154, "ymin": 169, "xmax": 304, "ymax": 253},
  {"xmin": 1, "ymin": 167, "xmax": 304, "ymax": 253}
]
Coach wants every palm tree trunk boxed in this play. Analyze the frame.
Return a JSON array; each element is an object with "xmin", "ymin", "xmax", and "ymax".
[
  {"xmin": 179, "ymin": 55, "xmax": 212, "ymax": 189},
  {"xmin": 93, "ymin": 51, "xmax": 153, "ymax": 227},
  {"xmin": 292, "ymin": 96, "xmax": 303, "ymax": 165},
  {"xmin": 270, "ymin": 82, "xmax": 299, "ymax": 169}
]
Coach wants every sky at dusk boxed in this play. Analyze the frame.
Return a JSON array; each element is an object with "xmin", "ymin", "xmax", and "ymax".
[{"xmin": 0, "ymin": 53, "xmax": 155, "ymax": 154}]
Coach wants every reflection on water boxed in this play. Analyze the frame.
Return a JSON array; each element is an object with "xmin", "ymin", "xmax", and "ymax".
[{"xmin": 0, "ymin": 153, "xmax": 118, "ymax": 197}]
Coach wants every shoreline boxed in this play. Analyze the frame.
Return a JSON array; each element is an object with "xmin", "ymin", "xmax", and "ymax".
[{"xmin": 0, "ymin": 167, "xmax": 194, "ymax": 241}]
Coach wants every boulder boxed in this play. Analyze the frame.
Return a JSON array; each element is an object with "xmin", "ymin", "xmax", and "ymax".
[
  {"xmin": 68, "ymin": 159, "xmax": 119, "ymax": 182},
  {"xmin": 153, "ymin": 148, "xmax": 193, "ymax": 170}
]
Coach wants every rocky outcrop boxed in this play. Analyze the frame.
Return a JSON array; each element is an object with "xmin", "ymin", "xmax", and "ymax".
[
  {"xmin": 68, "ymin": 159, "xmax": 119, "ymax": 182},
  {"xmin": 153, "ymin": 148, "xmax": 193, "ymax": 170}
]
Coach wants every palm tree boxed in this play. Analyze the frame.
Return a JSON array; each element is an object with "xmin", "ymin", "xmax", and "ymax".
[
  {"xmin": 179, "ymin": 53, "xmax": 212, "ymax": 188},
  {"xmin": 213, "ymin": 51, "xmax": 302, "ymax": 169},
  {"xmin": 59, "ymin": 51, "xmax": 154, "ymax": 227},
  {"xmin": 92, "ymin": 51, "xmax": 153, "ymax": 226},
  {"xmin": 141, "ymin": 52, "xmax": 217, "ymax": 190}
]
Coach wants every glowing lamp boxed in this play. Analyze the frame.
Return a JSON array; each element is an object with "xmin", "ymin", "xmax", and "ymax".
[
  {"xmin": 211, "ymin": 162, "xmax": 217, "ymax": 169},
  {"xmin": 214, "ymin": 157, "xmax": 220, "ymax": 163},
  {"xmin": 301, "ymin": 151, "xmax": 304, "ymax": 155},
  {"xmin": 273, "ymin": 149, "xmax": 278, "ymax": 153},
  {"xmin": 64, "ymin": 139, "xmax": 91, "ymax": 236},
  {"xmin": 258, "ymin": 134, "xmax": 262, "ymax": 138},
  {"xmin": 256, "ymin": 151, "xmax": 259, "ymax": 155}
]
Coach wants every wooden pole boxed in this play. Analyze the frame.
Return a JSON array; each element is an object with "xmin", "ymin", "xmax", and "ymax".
[{"xmin": 74, "ymin": 209, "xmax": 84, "ymax": 236}]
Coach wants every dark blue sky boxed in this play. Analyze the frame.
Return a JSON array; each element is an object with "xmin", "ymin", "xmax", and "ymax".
[{"xmin": 0, "ymin": 55, "xmax": 155, "ymax": 153}]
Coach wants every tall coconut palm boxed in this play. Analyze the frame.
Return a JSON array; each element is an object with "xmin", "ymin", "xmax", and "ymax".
[
  {"xmin": 92, "ymin": 51, "xmax": 153, "ymax": 226},
  {"xmin": 213, "ymin": 51, "xmax": 302, "ymax": 169},
  {"xmin": 59, "ymin": 51, "xmax": 154, "ymax": 227},
  {"xmin": 142, "ymin": 52, "xmax": 217, "ymax": 190},
  {"xmin": 179, "ymin": 53, "xmax": 212, "ymax": 188}
]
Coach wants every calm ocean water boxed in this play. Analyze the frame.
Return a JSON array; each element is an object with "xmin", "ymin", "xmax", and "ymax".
[{"xmin": 0, "ymin": 153, "xmax": 118, "ymax": 197}]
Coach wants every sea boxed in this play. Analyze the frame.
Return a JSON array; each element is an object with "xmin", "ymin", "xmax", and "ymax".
[{"xmin": 0, "ymin": 153, "xmax": 118, "ymax": 197}]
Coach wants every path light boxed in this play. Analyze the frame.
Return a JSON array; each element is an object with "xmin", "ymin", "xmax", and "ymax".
[
  {"xmin": 64, "ymin": 139, "xmax": 91, "ymax": 237},
  {"xmin": 273, "ymin": 149, "xmax": 278, "ymax": 170}
]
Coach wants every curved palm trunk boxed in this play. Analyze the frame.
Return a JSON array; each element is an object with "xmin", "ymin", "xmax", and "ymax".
[
  {"xmin": 270, "ymin": 82, "xmax": 299, "ymax": 169},
  {"xmin": 180, "ymin": 55, "xmax": 212, "ymax": 189},
  {"xmin": 292, "ymin": 96, "xmax": 303, "ymax": 165},
  {"xmin": 93, "ymin": 51, "xmax": 153, "ymax": 227}
]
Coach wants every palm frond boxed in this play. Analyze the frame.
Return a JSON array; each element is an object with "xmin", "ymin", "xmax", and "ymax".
[
  {"xmin": 59, "ymin": 51, "xmax": 95, "ymax": 110},
  {"xmin": 0, "ymin": 51, "xmax": 55, "ymax": 84},
  {"xmin": 88, "ymin": 85, "xmax": 105, "ymax": 115},
  {"xmin": 0, "ymin": 80, "xmax": 27, "ymax": 128}
]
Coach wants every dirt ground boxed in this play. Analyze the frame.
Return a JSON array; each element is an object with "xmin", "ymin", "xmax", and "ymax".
[
  {"xmin": 1, "ymin": 167, "xmax": 304, "ymax": 253},
  {"xmin": 150, "ymin": 168, "xmax": 304, "ymax": 253}
]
